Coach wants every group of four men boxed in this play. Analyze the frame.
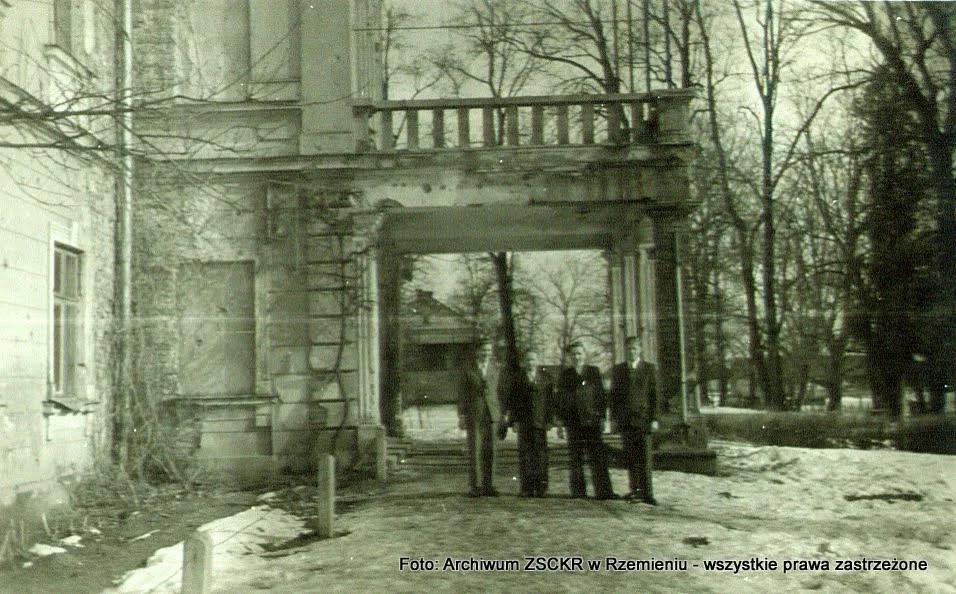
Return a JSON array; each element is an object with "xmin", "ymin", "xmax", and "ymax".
[{"xmin": 457, "ymin": 337, "xmax": 658, "ymax": 504}]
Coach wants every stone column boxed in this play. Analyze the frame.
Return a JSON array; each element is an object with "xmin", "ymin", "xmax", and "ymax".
[
  {"xmin": 645, "ymin": 211, "xmax": 682, "ymax": 418},
  {"xmin": 607, "ymin": 250, "xmax": 640, "ymax": 363},
  {"xmin": 611, "ymin": 210, "xmax": 714, "ymax": 470},
  {"xmin": 355, "ymin": 250, "xmax": 381, "ymax": 424}
]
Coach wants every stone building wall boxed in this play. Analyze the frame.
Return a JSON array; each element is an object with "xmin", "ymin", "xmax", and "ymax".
[
  {"xmin": 0, "ymin": 0, "xmax": 117, "ymax": 529},
  {"xmin": 130, "ymin": 166, "xmax": 382, "ymax": 480}
]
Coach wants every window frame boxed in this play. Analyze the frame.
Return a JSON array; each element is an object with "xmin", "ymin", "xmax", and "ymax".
[{"xmin": 49, "ymin": 239, "xmax": 86, "ymax": 409}]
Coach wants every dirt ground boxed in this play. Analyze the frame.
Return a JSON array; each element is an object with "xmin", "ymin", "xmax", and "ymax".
[
  {"xmin": 2, "ymin": 437, "xmax": 952, "ymax": 594},
  {"xmin": 0, "ymin": 487, "xmax": 260, "ymax": 594}
]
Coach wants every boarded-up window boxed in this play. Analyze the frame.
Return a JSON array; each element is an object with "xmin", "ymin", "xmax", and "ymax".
[
  {"xmin": 176, "ymin": 0, "xmax": 301, "ymax": 101},
  {"xmin": 177, "ymin": 262, "xmax": 255, "ymax": 397},
  {"xmin": 176, "ymin": 0, "xmax": 251, "ymax": 101},
  {"xmin": 53, "ymin": 245, "xmax": 82, "ymax": 402},
  {"xmin": 249, "ymin": 0, "xmax": 301, "ymax": 100}
]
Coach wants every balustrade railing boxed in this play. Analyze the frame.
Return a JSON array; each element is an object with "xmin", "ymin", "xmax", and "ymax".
[{"xmin": 352, "ymin": 90, "xmax": 692, "ymax": 153}]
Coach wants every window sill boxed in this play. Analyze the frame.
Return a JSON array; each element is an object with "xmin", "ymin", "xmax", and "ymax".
[
  {"xmin": 164, "ymin": 395, "xmax": 277, "ymax": 407},
  {"xmin": 43, "ymin": 399, "xmax": 99, "ymax": 415}
]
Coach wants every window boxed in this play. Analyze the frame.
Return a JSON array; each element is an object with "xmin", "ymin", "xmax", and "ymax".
[
  {"xmin": 403, "ymin": 344, "xmax": 450, "ymax": 372},
  {"xmin": 53, "ymin": 245, "xmax": 82, "ymax": 400},
  {"xmin": 54, "ymin": 0, "xmax": 72, "ymax": 54},
  {"xmin": 177, "ymin": 0, "xmax": 300, "ymax": 101}
]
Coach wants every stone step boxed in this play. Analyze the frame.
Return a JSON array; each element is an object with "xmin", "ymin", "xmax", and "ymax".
[{"xmin": 388, "ymin": 436, "xmax": 717, "ymax": 474}]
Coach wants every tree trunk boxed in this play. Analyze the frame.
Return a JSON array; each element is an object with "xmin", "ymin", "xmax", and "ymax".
[
  {"xmin": 824, "ymin": 343, "xmax": 845, "ymax": 412},
  {"xmin": 490, "ymin": 252, "xmax": 520, "ymax": 372}
]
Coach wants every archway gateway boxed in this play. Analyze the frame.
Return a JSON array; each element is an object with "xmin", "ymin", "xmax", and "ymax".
[
  {"xmin": 146, "ymin": 91, "xmax": 714, "ymax": 478},
  {"xmin": 371, "ymin": 199, "xmax": 711, "ymax": 473},
  {"xmin": 343, "ymin": 91, "xmax": 714, "ymax": 472}
]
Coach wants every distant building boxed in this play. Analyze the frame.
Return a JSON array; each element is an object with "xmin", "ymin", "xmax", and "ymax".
[{"xmin": 401, "ymin": 291, "xmax": 477, "ymax": 407}]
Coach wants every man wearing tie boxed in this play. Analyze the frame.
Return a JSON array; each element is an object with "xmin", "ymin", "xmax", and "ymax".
[
  {"xmin": 458, "ymin": 340, "xmax": 503, "ymax": 497},
  {"xmin": 556, "ymin": 341, "xmax": 615, "ymax": 500},
  {"xmin": 609, "ymin": 336, "xmax": 659, "ymax": 505}
]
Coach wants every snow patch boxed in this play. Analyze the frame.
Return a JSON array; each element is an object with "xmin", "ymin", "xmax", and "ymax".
[
  {"xmin": 28, "ymin": 544, "xmax": 67, "ymax": 556},
  {"xmin": 105, "ymin": 505, "xmax": 309, "ymax": 594},
  {"xmin": 58, "ymin": 535, "xmax": 84, "ymax": 547}
]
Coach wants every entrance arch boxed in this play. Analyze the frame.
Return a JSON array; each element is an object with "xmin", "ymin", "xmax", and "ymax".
[{"xmin": 365, "ymin": 198, "xmax": 707, "ymax": 468}]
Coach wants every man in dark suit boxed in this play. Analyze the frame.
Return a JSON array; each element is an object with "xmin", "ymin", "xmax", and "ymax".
[
  {"xmin": 556, "ymin": 342, "xmax": 616, "ymax": 500},
  {"xmin": 504, "ymin": 350, "xmax": 552, "ymax": 497},
  {"xmin": 458, "ymin": 340, "xmax": 503, "ymax": 497},
  {"xmin": 609, "ymin": 336, "xmax": 658, "ymax": 505}
]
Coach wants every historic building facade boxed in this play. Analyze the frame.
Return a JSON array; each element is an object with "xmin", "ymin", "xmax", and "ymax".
[
  {"xmin": 0, "ymin": 0, "xmax": 709, "ymax": 549},
  {"xmin": 127, "ymin": 0, "xmax": 711, "ymax": 481},
  {"xmin": 0, "ymin": 0, "xmax": 117, "ymax": 520}
]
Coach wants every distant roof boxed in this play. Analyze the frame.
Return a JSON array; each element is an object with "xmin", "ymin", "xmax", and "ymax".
[
  {"xmin": 402, "ymin": 290, "xmax": 476, "ymax": 344},
  {"xmin": 408, "ymin": 289, "xmax": 466, "ymax": 318}
]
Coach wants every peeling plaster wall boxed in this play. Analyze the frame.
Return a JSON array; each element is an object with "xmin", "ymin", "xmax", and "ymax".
[
  {"xmin": 130, "ymin": 168, "xmax": 382, "ymax": 479},
  {"xmin": 131, "ymin": 171, "xmax": 268, "ymax": 478},
  {"xmin": 0, "ymin": 132, "xmax": 115, "ymax": 513},
  {"xmin": 0, "ymin": 0, "xmax": 116, "ymax": 520},
  {"xmin": 126, "ymin": 0, "xmax": 387, "ymax": 481}
]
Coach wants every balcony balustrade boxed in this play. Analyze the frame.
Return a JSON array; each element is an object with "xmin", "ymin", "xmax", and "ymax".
[{"xmin": 352, "ymin": 89, "xmax": 692, "ymax": 153}]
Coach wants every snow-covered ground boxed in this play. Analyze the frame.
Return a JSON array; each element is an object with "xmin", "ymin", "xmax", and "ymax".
[
  {"xmin": 106, "ymin": 437, "xmax": 955, "ymax": 593},
  {"xmin": 103, "ymin": 506, "xmax": 308, "ymax": 593}
]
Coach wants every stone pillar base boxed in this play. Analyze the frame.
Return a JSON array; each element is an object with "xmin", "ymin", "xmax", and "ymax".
[{"xmin": 652, "ymin": 414, "xmax": 715, "ymax": 474}]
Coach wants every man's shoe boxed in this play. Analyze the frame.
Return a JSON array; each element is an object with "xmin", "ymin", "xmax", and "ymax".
[
  {"xmin": 642, "ymin": 496, "xmax": 657, "ymax": 506},
  {"xmin": 623, "ymin": 490, "xmax": 641, "ymax": 501},
  {"xmin": 595, "ymin": 493, "xmax": 620, "ymax": 501},
  {"xmin": 468, "ymin": 488, "xmax": 482, "ymax": 498},
  {"xmin": 483, "ymin": 488, "xmax": 501, "ymax": 497}
]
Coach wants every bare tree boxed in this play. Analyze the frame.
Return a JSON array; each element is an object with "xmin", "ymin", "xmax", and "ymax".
[
  {"xmin": 784, "ymin": 111, "xmax": 868, "ymax": 411},
  {"xmin": 532, "ymin": 252, "xmax": 611, "ymax": 367},
  {"xmin": 685, "ymin": 146, "xmax": 735, "ymax": 406},
  {"xmin": 449, "ymin": 254, "xmax": 500, "ymax": 338},
  {"xmin": 692, "ymin": 0, "xmax": 858, "ymax": 410}
]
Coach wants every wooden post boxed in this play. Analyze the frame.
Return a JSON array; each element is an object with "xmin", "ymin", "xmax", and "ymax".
[
  {"xmin": 631, "ymin": 102, "xmax": 643, "ymax": 142},
  {"xmin": 506, "ymin": 105, "xmax": 519, "ymax": 145},
  {"xmin": 317, "ymin": 455, "xmax": 335, "ymax": 538},
  {"xmin": 182, "ymin": 530, "xmax": 212, "ymax": 594},
  {"xmin": 482, "ymin": 106, "xmax": 495, "ymax": 146},
  {"xmin": 432, "ymin": 109, "xmax": 445, "ymax": 148},
  {"xmin": 407, "ymin": 110, "xmax": 419, "ymax": 149},
  {"xmin": 607, "ymin": 102, "xmax": 621, "ymax": 143},
  {"xmin": 379, "ymin": 109, "xmax": 394, "ymax": 150},
  {"xmin": 353, "ymin": 106, "xmax": 370, "ymax": 151}
]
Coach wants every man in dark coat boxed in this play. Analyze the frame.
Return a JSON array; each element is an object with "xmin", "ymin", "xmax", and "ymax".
[
  {"xmin": 458, "ymin": 340, "xmax": 503, "ymax": 497},
  {"xmin": 556, "ymin": 342, "xmax": 616, "ymax": 500},
  {"xmin": 504, "ymin": 350, "xmax": 552, "ymax": 497},
  {"xmin": 609, "ymin": 336, "xmax": 658, "ymax": 505}
]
